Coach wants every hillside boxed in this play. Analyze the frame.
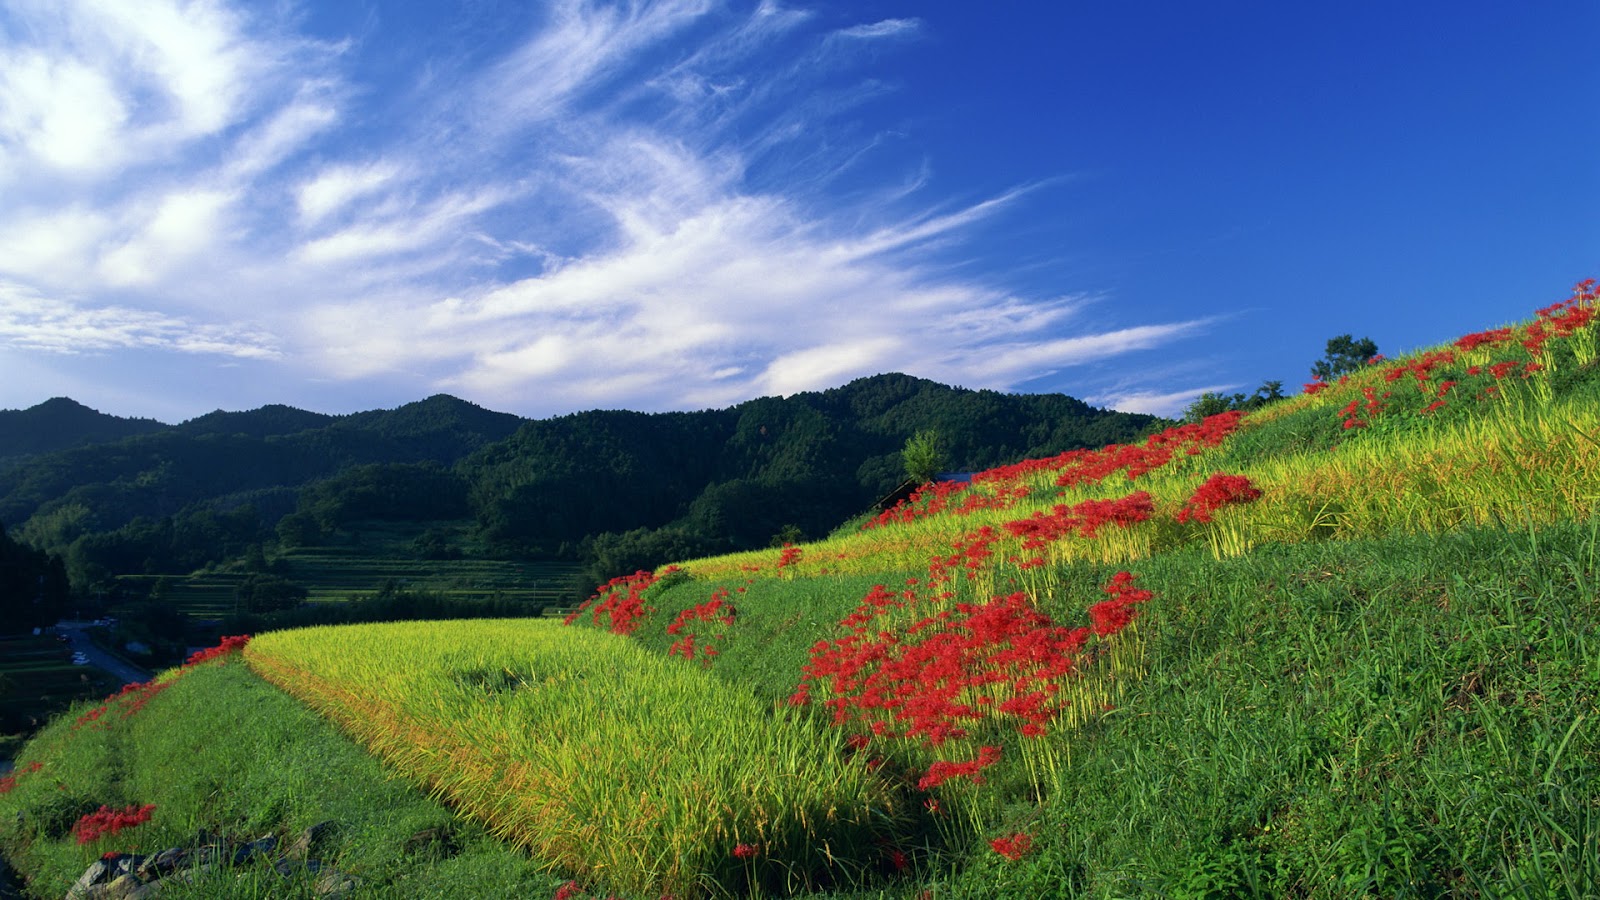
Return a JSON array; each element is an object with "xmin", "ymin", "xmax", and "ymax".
[{"xmin": 2, "ymin": 279, "xmax": 1596, "ymax": 898}]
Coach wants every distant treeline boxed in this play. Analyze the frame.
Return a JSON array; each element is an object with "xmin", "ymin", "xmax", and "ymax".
[{"xmin": 0, "ymin": 375, "xmax": 1162, "ymax": 592}]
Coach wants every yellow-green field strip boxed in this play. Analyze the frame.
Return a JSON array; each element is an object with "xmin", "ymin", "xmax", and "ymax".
[{"xmin": 244, "ymin": 620, "xmax": 899, "ymax": 897}]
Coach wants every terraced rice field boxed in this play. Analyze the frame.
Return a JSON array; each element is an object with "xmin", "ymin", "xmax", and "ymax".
[
  {"xmin": 115, "ymin": 555, "xmax": 584, "ymax": 618},
  {"xmin": 278, "ymin": 551, "xmax": 583, "ymax": 604}
]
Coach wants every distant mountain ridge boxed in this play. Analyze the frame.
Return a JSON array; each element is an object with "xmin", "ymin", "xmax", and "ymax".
[
  {"xmin": 0, "ymin": 397, "xmax": 168, "ymax": 460},
  {"xmin": 0, "ymin": 376, "xmax": 1162, "ymax": 588}
]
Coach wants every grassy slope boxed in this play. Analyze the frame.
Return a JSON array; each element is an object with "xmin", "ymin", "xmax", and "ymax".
[
  {"xmin": 3, "ymin": 282, "xmax": 1598, "ymax": 898},
  {"xmin": 0, "ymin": 658, "xmax": 564, "ymax": 899}
]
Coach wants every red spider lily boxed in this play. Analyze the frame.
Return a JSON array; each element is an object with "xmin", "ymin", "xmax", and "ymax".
[
  {"xmin": 917, "ymin": 745, "xmax": 1002, "ymax": 789},
  {"xmin": 776, "ymin": 544, "xmax": 804, "ymax": 572},
  {"xmin": 733, "ymin": 842, "xmax": 760, "ymax": 860},
  {"xmin": 989, "ymin": 832, "xmax": 1033, "ymax": 861},
  {"xmin": 185, "ymin": 634, "xmax": 251, "ymax": 667},
  {"xmin": 72, "ymin": 804, "xmax": 156, "ymax": 845},
  {"xmin": 564, "ymin": 570, "xmax": 662, "ymax": 635},
  {"xmin": 1014, "ymin": 490, "xmax": 1153, "ymax": 545},
  {"xmin": 1303, "ymin": 380, "xmax": 1330, "ymax": 395},
  {"xmin": 553, "ymin": 882, "xmax": 582, "ymax": 900},
  {"xmin": 665, "ymin": 589, "xmax": 738, "ymax": 661},
  {"xmin": 1455, "ymin": 327, "xmax": 1515, "ymax": 352},
  {"xmin": 1176, "ymin": 474, "xmax": 1263, "ymax": 524},
  {"xmin": 869, "ymin": 412, "xmax": 1244, "ymax": 532},
  {"xmin": 1087, "ymin": 571, "xmax": 1154, "ymax": 637}
]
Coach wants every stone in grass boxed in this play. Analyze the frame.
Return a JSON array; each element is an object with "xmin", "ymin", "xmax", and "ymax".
[
  {"xmin": 230, "ymin": 834, "xmax": 278, "ymax": 866},
  {"xmin": 76, "ymin": 872, "xmax": 159, "ymax": 900},
  {"xmin": 314, "ymin": 868, "xmax": 360, "ymax": 899},
  {"xmin": 273, "ymin": 858, "xmax": 323, "ymax": 878},
  {"xmin": 403, "ymin": 825, "xmax": 460, "ymax": 862},
  {"xmin": 286, "ymin": 820, "xmax": 339, "ymax": 861},
  {"xmin": 66, "ymin": 855, "xmax": 145, "ymax": 899},
  {"xmin": 135, "ymin": 848, "xmax": 188, "ymax": 880}
]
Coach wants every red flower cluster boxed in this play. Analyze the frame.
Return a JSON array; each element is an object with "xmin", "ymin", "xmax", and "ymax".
[
  {"xmin": 185, "ymin": 634, "xmax": 250, "ymax": 666},
  {"xmin": 564, "ymin": 569, "xmax": 672, "ymax": 636},
  {"xmin": 1455, "ymin": 326, "xmax": 1515, "ymax": 353},
  {"xmin": 0, "ymin": 761, "xmax": 43, "ymax": 794},
  {"xmin": 1086, "ymin": 572, "xmax": 1154, "ymax": 637},
  {"xmin": 72, "ymin": 804, "xmax": 156, "ymax": 845},
  {"xmin": 989, "ymin": 832, "xmax": 1033, "ymax": 861},
  {"xmin": 1001, "ymin": 491, "xmax": 1154, "ymax": 550},
  {"xmin": 76, "ymin": 681, "xmax": 171, "ymax": 729},
  {"xmin": 666, "ymin": 589, "xmax": 737, "ymax": 662},
  {"xmin": 1176, "ymin": 474, "xmax": 1263, "ymax": 524},
  {"xmin": 797, "ymin": 569, "xmax": 1149, "ymax": 748},
  {"xmin": 1302, "ymin": 380, "xmax": 1330, "ymax": 395},
  {"xmin": 776, "ymin": 543, "xmax": 804, "ymax": 573},
  {"xmin": 1044, "ymin": 412, "xmax": 1245, "ymax": 490},
  {"xmin": 732, "ymin": 842, "xmax": 760, "ymax": 860},
  {"xmin": 865, "ymin": 413, "xmax": 1245, "ymax": 533},
  {"xmin": 917, "ymin": 745, "xmax": 1002, "ymax": 789}
]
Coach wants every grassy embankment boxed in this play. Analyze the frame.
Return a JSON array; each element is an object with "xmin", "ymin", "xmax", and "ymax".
[{"xmin": 2, "ymin": 279, "xmax": 1597, "ymax": 898}]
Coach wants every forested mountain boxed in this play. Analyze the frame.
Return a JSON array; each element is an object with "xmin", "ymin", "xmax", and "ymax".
[
  {"xmin": 0, "ymin": 397, "xmax": 167, "ymax": 461},
  {"xmin": 0, "ymin": 376, "xmax": 1161, "ymax": 590}
]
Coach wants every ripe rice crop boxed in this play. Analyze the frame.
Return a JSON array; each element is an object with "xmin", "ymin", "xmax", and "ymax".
[{"xmin": 244, "ymin": 619, "xmax": 900, "ymax": 897}]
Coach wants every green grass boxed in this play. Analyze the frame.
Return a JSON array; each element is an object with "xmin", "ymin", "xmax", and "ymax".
[{"xmin": 0, "ymin": 657, "xmax": 566, "ymax": 899}]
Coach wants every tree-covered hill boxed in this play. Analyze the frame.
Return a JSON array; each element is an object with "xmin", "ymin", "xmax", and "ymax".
[
  {"xmin": 0, "ymin": 397, "xmax": 166, "ymax": 461},
  {"xmin": 0, "ymin": 376, "xmax": 1159, "ymax": 591}
]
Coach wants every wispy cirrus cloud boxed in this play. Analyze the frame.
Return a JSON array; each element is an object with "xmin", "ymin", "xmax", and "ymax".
[
  {"xmin": 0, "ymin": 0, "xmax": 1210, "ymax": 418},
  {"xmin": 0, "ymin": 281, "xmax": 278, "ymax": 358}
]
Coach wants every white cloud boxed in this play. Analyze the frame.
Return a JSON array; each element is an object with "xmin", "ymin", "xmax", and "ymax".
[
  {"xmin": 1088, "ymin": 384, "xmax": 1239, "ymax": 418},
  {"xmin": 0, "ymin": 51, "xmax": 129, "ymax": 174},
  {"xmin": 834, "ymin": 18, "xmax": 921, "ymax": 40},
  {"xmin": 0, "ymin": 280, "xmax": 277, "ymax": 358},
  {"xmin": 0, "ymin": 207, "xmax": 115, "ymax": 287},
  {"xmin": 98, "ymin": 188, "xmax": 236, "ymax": 286},
  {"xmin": 0, "ymin": 0, "xmax": 1214, "ymax": 419},
  {"xmin": 296, "ymin": 161, "xmax": 402, "ymax": 226},
  {"xmin": 475, "ymin": 0, "xmax": 713, "ymax": 130}
]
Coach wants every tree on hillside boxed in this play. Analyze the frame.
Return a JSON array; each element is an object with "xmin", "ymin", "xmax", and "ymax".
[
  {"xmin": 902, "ymin": 429, "xmax": 947, "ymax": 484},
  {"xmin": 1311, "ymin": 334, "xmax": 1380, "ymax": 381},
  {"xmin": 1182, "ymin": 381, "xmax": 1285, "ymax": 423}
]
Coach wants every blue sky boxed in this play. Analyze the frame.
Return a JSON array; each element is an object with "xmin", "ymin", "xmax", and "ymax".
[{"xmin": 1, "ymin": 1, "xmax": 1596, "ymax": 423}]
